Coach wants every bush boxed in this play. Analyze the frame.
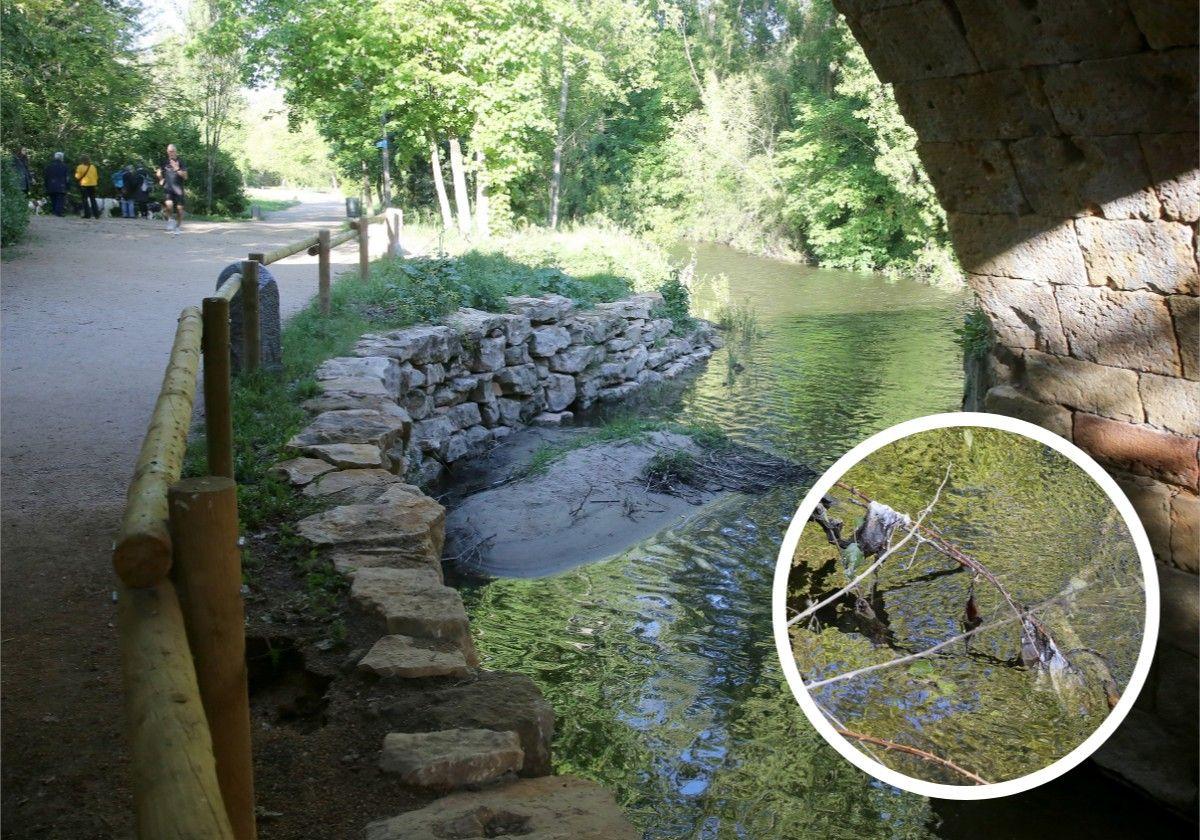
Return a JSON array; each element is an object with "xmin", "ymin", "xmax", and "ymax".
[
  {"xmin": 653, "ymin": 273, "xmax": 694, "ymax": 333},
  {"xmin": 1, "ymin": 160, "xmax": 30, "ymax": 246},
  {"xmin": 956, "ymin": 308, "xmax": 993, "ymax": 360}
]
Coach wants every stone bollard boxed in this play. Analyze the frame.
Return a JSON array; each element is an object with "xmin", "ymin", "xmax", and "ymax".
[{"xmin": 217, "ymin": 262, "xmax": 282, "ymax": 374}]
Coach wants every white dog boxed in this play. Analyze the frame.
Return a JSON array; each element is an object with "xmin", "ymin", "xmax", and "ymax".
[
  {"xmin": 28, "ymin": 197, "xmax": 46, "ymax": 215},
  {"xmin": 95, "ymin": 197, "xmax": 119, "ymax": 213}
]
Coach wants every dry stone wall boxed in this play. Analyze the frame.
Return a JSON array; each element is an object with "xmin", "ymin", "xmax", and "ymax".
[
  {"xmin": 289, "ymin": 292, "xmax": 719, "ymax": 486},
  {"xmin": 834, "ymin": 0, "xmax": 1197, "ymax": 808}
]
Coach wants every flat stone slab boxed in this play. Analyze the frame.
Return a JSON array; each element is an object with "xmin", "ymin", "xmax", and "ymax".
[
  {"xmin": 378, "ymin": 728, "xmax": 523, "ymax": 791},
  {"xmin": 295, "ymin": 490, "xmax": 445, "ymax": 563},
  {"xmin": 268, "ymin": 457, "xmax": 335, "ymax": 487},
  {"xmin": 286, "ymin": 408, "xmax": 410, "ymax": 452},
  {"xmin": 365, "ymin": 775, "xmax": 639, "ymax": 840},
  {"xmin": 301, "ymin": 442, "xmax": 386, "ymax": 470},
  {"xmin": 316, "ymin": 355, "xmax": 401, "ymax": 395},
  {"xmin": 350, "ymin": 567, "xmax": 476, "ymax": 662},
  {"xmin": 381, "ymin": 670, "xmax": 554, "ymax": 776},
  {"xmin": 329, "ymin": 549, "xmax": 443, "ymax": 582},
  {"xmin": 301, "ymin": 468, "xmax": 405, "ymax": 503},
  {"xmin": 359, "ymin": 634, "xmax": 470, "ymax": 679}
]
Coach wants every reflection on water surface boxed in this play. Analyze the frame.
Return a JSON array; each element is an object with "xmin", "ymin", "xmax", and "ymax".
[{"xmin": 460, "ymin": 246, "xmax": 1183, "ymax": 838}]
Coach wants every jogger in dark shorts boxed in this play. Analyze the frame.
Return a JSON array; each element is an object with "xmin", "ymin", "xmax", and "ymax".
[{"xmin": 156, "ymin": 144, "xmax": 188, "ymax": 234}]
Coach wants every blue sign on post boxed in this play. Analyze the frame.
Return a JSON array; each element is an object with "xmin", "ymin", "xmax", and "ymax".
[{"xmin": 375, "ymin": 139, "xmax": 388, "ymax": 149}]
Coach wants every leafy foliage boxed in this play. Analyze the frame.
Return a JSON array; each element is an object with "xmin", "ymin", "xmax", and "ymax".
[
  {"xmin": 1, "ymin": 159, "xmax": 30, "ymax": 246},
  {"xmin": 652, "ymin": 273, "xmax": 694, "ymax": 334},
  {"xmin": 956, "ymin": 307, "xmax": 994, "ymax": 360}
]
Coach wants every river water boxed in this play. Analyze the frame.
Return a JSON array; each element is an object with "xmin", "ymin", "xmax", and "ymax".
[{"xmin": 459, "ymin": 245, "xmax": 1172, "ymax": 838}]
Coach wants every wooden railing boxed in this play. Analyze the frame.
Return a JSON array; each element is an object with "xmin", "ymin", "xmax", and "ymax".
[{"xmin": 111, "ymin": 207, "xmax": 401, "ymax": 839}]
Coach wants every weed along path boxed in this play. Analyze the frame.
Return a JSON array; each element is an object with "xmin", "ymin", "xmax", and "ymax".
[{"xmin": 0, "ymin": 191, "xmax": 387, "ymax": 838}]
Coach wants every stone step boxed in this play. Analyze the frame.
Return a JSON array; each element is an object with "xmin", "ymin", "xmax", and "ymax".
[
  {"xmin": 287, "ymin": 408, "xmax": 410, "ymax": 453},
  {"xmin": 301, "ymin": 468, "xmax": 407, "ymax": 504},
  {"xmin": 329, "ymin": 549, "xmax": 444, "ymax": 582},
  {"xmin": 296, "ymin": 486, "xmax": 445, "ymax": 565},
  {"xmin": 378, "ymin": 728, "xmax": 523, "ymax": 792},
  {"xmin": 349, "ymin": 567, "xmax": 478, "ymax": 664},
  {"xmin": 380, "ymin": 670, "xmax": 554, "ymax": 777},
  {"xmin": 365, "ymin": 775, "xmax": 639, "ymax": 840},
  {"xmin": 269, "ymin": 457, "xmax": 335, "ymax": 487},
  {"xmin": 358, "ymin": 634, "xmax": 470, "ymax": 680}
]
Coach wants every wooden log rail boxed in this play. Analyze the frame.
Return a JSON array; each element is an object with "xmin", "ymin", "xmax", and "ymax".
[{"xmin": 113, "ymin": 199, "xmax": 405, "ymax": 837}]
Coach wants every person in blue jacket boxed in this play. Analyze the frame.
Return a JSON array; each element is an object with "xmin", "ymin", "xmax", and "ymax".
[{"xmin": 42, "ymin": 152, "xmax": 69, "ymax": 217}]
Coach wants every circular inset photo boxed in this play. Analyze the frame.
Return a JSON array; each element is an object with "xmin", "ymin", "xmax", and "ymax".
[{"xmin": 772, "ymin": 413, "xmax": 1158, "ymax": 800}]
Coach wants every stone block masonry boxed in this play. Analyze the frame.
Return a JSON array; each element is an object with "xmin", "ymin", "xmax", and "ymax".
[
  {"xmin": 835, "ymin": 0, "xmax": 1198, "ymax": 808},
  {"xmin": 834, "ymin": 0, "xmax": 1199, "ymax": 576}
]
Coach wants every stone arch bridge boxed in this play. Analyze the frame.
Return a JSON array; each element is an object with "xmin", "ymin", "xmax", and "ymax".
[{"xmin": 836, "ymin": 0, "xmax": 1197, "ymax": 812}]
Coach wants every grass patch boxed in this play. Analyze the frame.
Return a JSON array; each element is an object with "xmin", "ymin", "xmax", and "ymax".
[
  {"xmin": 521, "ymin": 414, "xmax": 729, "ymax": 478},
  {"xmin": 715, "ymin": 300, "xmax": 764, "ymax": 342}
]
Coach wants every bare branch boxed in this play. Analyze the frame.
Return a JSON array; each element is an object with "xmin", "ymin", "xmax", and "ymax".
[{"xmin": 833, "ymin": 726, "xmax": 990, "ymax": 786}]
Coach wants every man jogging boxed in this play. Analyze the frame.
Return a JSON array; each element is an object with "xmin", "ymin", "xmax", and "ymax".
[{"xmin": 156, "ymin": 143, "xmax": 188, "ymax": 234}]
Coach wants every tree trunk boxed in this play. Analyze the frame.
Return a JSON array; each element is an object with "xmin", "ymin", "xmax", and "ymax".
[
  {"xmin": 380, "ymin": 115, "xmax": 392, "ymax": 208},
  {"xmin": 548, "ymin": 49, "xmax": 569, "ymax": 228},
  {"xmin": 206, "ymin": 152, "xmax": 215, "ymax": 215},
  {"xmin": 473, "ymin": 148, "xmax": 489, "ymax": 239},
  {"xmin": 360, "ymin": 160, "xmax": 371, "ymax": 214},
  {"xmin": 447, "ymin": 136, "xmax": 472, "ymax": 235},
  {"xmin": 430, "ymin": 140, "xmax": 453, "ymax": 231}
]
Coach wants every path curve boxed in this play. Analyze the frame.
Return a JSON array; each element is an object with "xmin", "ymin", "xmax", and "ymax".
[{"xmin": 0, "ymin": 190, "xmax": 386, "ymax": 838}]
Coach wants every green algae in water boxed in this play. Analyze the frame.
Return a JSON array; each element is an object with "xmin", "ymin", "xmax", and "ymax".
[{"xmin": 789, "ymin": 427, "xmax": 1145, "ymax": 786}]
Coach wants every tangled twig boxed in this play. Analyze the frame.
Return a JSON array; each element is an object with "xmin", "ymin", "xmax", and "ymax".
[{"xmin": 788, "ymin": 466, "xmax": 951, "ymax": 627}]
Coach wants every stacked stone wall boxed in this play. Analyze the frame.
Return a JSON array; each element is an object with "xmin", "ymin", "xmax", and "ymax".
[
  {"xmin": 835, "ymin": 0, "xmax": 1197, "ymax": 807},
  {"xmin": 288, "ymin": 292, "xmax": 719, "ymax": 486}
]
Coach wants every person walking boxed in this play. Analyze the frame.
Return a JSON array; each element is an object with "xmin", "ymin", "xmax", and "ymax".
[
  {"xmin": 156, "ymin": 144, "xmax": 187, "ymax": 234},
  {"xmin": 118, "ymin": 164, "xmax": 137, "ymax": 218},
  {"xmin": 133, "ymin": 164, "xmax": 152, "ymax": 218},
  {"xmin": 11, "ymin": 148, "xmax": 33, "ymax": 194},
  {"xmin": 43, "ymin": 152, "xmax": 69, "ymax": 217},
  {"xmin": 74, "ymin": 155, "xmax": 100, "ymax": 219}
]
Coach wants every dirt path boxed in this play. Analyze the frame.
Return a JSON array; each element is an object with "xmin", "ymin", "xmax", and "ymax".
[{"xmin": 0, "ymin": 191, "xmax": 386, "ymax": 838}]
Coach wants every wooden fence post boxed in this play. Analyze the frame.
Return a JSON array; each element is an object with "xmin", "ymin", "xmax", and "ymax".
[
  {"xmin": 357, "ymin": 218, "xmax": 370, "ymax": 280},
  {"xmin": 385, "ymin": 207, "xmax": 401, "ymax": 256},
  {"xmin": 202, "ymin": 297, "xmax": 234, "ymax": 479},
  {"xmin": 317, "ymin": 228, "xmax": 332, "ymax": 316},
  {"xmin": 169, "ymin": 476, "xmax": 256, "ymax": 840},
  {"xmin": 118, "ymin": 580, "xmax": 236, "ymax": 840},
  {"xmin": 241, "ymin": 258, "xmax": 261, "ymax": 373}
]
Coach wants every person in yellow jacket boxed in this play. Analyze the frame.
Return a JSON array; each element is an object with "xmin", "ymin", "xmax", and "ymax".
[{"xmin": 74, "ymin": 155, "xmax": 100, "ymax": 219}]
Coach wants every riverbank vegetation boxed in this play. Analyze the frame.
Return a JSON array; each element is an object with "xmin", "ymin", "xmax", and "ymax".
[{"xmin": 251, "ymin": 0, "xmax": 958, "ymax": 282}]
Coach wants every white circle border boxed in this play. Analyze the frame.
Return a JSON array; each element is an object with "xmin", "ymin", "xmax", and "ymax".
[{"xmin": 771, "ymin": 411, "xmax": 1160, "ymax": 800}]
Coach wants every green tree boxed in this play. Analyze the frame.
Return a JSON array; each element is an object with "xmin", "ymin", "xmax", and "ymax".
[{"xmin": 1, "ymin": 0, "xmax": 147, "ymax": 168}]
